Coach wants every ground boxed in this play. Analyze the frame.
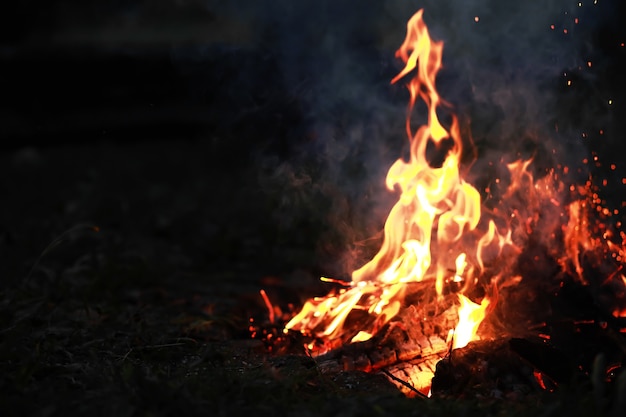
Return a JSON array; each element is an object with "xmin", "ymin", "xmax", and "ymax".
[
  {"xmin": 2, "ymin": 1, "xmax": 626, "ymax": 415},
  {"xmin": 2, "ymin": 140, "xmax": 625, "ymax": 417}
]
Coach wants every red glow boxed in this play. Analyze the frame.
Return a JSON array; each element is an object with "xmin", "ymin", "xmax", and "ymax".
[{"xmin": 260, "ymin": 289, "xmax": 276, "ymax": 324}]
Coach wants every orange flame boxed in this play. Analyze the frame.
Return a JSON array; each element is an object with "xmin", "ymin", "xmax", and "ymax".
[
  {"xmin": 353, "ymin": 9, "xmax": 480, "ymax": 289},
  {"xmin": 285, "ymin": 9, "xmax": 487, "ymax": 352},
  {"xmin": 285, "ymin": 7, "xmax": 626, "ymax": 373}
]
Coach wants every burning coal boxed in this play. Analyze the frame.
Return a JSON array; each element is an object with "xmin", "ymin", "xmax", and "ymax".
[{"xmin": 278, "ymin": 8, "xmax": 626, "ymax": 395}]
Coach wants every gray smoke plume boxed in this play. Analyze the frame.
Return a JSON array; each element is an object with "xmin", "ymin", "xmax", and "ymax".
[
  {"xmin": 166, "ymin": 0, "xmax": 624, "ymax": 277},
  {"xmin": 236, "ymin": 0, "xmax": 621, "ymax": 275}
]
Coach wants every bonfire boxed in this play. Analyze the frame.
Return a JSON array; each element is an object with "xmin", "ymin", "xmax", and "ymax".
[{"xmin": 272, "ymin": 9, "xmax": 626, "ymax": 396}]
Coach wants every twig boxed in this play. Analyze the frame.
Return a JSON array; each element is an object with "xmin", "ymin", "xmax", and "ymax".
[
  {"xmin": 175, "ymin": 337, "xmax": 198, "ymax": 344},
  {"xmin": 380, "ymin": 369, "xmax": 428, "ymax": 398},
  {"xmin": 259, "ymin": 289, "xmax": 275, "ymax": 324},
  {"xmin": 140, "ymin": 343, "xmax": 187, "ymax": 349},
  {"xmin": 446, "ymin": 331, "xmax": 455, "ymax": 362},
  {"xmin": 304, "ymin": 346, "xmax": 341, "ymax": 393},
  {"xmin": 119, "ymin": 349, "xmax": 133, "ymax": 362},
  {"xmin": 25, "ymin": 223, "xmax": 100, "ymax": 284},
  {"xmin": 117, "ymin": 342, "xmax": 190, "ymax": 361}
]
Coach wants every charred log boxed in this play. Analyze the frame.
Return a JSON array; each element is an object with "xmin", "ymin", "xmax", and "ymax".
[{"xmin": 431, "ymin": 338, "xmax": 546, "ymax": 399}]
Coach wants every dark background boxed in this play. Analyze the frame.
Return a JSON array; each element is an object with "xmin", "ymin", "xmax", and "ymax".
[
  {"xmin": 1, "ymin": 0, "xmax": 625, "ymax": 286},
  {"xmin": 1, "ymin": 0, "xmax": 624, "ymax": 148},
  {"xmin": 1, "ymin": 1, "xmax": 626, "ymax": 414}
]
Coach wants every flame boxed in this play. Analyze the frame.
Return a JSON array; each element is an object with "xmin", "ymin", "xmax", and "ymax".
[
  {"xmin": 451, "ymin": 294, "xmax": 490, "ymax": 350},
  {"xmin": 285, "ymin": 9, "xmax": 487, "ymax": 352},
  {"xmin": 282, "ymin": 7, "xmax": 626, "ymax": 393},
  {"xmin": 353, "ymin": 9, "xmax": 480, "ymax": 289}
]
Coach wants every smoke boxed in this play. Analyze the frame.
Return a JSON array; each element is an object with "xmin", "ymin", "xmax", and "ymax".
[
  {"xmin": 3, "ymin": 1, "xmax": 620, "ymax": 281},
  {"xmin": 167, "ymin": 0, "xmax": 624, "ymax": 276}
]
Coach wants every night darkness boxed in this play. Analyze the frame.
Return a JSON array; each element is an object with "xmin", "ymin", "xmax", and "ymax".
[{"xmin": 2, "ymin": 0, "xmax": 626, "ymax": 414}]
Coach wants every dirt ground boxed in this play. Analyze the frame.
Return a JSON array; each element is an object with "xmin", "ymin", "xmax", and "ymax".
[
  {"xmin": 2, "ymin": 1, "xmax": 626, "ymax": 415},
  {"xmin": 1, "ymin": 134, "xmax": 624, "ymax": 417}
]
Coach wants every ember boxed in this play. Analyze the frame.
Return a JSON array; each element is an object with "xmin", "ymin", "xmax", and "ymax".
[{"xmin": 275, "ymin": 8, "xmax": 626, "ymax": 396}]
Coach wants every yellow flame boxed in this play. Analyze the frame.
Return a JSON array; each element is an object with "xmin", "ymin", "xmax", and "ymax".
[
  {"xmin": 352, "ymin": 9, "xmax": 480, "ymax": 289},
  {"xmin": 285, "ymin": 8, "xmax": 489, "ymax": 352},
  {"xmin": 279, "ymin": 9, "xmax": 626, "ymax": 396},
  {"xmin": 452, "ymin": 294, "xmax": 490, "ymax": 349}
]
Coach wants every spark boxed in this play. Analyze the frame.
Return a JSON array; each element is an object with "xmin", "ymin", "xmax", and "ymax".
[
  {"xmin": 260, "ymin": 289, "xmax": 276, "ymax": 324},
  {"xmin": 474, "ymin": 16, "xmax": 479, "ymax": 23}
]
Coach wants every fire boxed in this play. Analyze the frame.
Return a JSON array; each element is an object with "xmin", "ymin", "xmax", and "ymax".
[
  {"xmin": 451, "ymin": 294, "xmax": 490, "ymax": 350},
  {"xmin": 285, "ymin": 9, "xmax": 489, "ymax": 352},
  {"xmin": 281, "ymin": 7, "xmax": 626, "ymax": 394}
]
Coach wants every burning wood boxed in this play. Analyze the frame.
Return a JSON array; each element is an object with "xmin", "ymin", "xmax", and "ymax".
[{"xmin": 261, "ymin": 8, "xmax": 626, "ymax": 396}]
